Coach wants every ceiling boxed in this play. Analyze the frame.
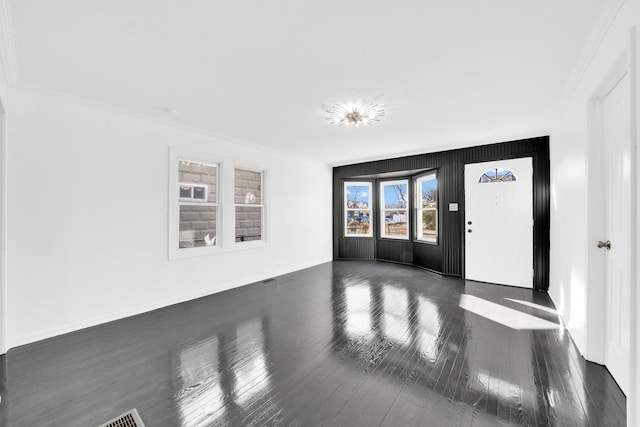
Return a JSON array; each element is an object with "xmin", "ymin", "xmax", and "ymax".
[{"xmin": 6, "ymin": 0, "xmax": 605, "ymax": 164}]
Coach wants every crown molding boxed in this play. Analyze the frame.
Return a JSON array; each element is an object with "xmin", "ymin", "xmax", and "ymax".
[
  {"xmin": 556, "ymin": 0, "xmax": 626, "ymax": 110},
  {"xmin": 0, "ymin": 0, "xmax": 18, "ymax": 86}
]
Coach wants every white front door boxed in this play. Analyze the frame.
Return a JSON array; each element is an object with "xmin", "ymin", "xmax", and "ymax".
[
  {"xmin": 602, "ymin": 71, "xmax": 631, "ymax": 395},
  {"xmin": 464, "ymin": 157, "xmax": 533, "ymax": 288}
]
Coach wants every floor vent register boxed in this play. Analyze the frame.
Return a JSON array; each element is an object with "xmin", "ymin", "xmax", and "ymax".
[{"xmin": 97, "ymin": 408, "xmax": 146, "ymax": 427}]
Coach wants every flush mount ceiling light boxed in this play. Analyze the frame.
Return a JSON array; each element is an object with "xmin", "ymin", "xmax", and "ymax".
[{"xmin": 325, "ymin": 100, "xmax": 385, "ymax": 127}]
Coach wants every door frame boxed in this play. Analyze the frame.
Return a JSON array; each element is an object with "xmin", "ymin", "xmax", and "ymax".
[
  {"xmin": 461, "ymin": 152, "xmax": 547, "ymax": 291},
  {"xmin": 0, "ymin": 96, "xmax": 5, "ymax": 355},
  {"xmin": 463, "ymin": 157, "xmax": 534, "ymax": 288},
  {"xmin": 586, "ymin": 32, "xmax": 637, "ymax": 424}
]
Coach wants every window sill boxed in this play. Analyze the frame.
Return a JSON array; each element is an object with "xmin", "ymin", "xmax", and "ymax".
[
  {"xmin": 413, "ymin": 238, "xmax": 438, "ymax": 246},
  {"xmin": 229, "ymin": 240, "xmax": 269, "ymax": 252},
  {"xmin": 169, "ymin": 240, "xmax": 269, "ymax": 260},
  {"xmin": 379, "ymin": 236, "xmax": 410, "ymax": 241},
  {"xmin": 170, "ymin": 245, "xmax": 224, "ymax": 260}
]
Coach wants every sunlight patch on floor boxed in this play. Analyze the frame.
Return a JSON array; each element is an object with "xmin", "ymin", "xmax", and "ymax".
[
  {"xmin": 459, "ymin": 294, "xmax": 562, "ymax": 330},
  {"xmin": 504, "ymin": 298, "xmax": 558, "ymax": 315}
]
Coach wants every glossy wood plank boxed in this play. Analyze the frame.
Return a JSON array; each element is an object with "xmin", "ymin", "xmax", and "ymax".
[{"xmin": 0, "ymin": 261, "xmax": 625, "ymax": 426}]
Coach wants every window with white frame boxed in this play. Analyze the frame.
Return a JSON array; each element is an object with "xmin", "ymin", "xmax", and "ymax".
[
  {"xmin": 235, "ymin": 168, "xmax": 264, "ymax": 242},
  {"xmin": 380, "ymin": 180, "xmax": 409, "ymax": 239},
  {"xmin": 344, "ymin": 182, "xmax": 372, "ymax": 237},
  {"xmin": 415, "ymin": 172, "xmax": 438, "ymax": 243},
  {"xmin": 177, "ymin": 159, "xmax": 219, "ymax": 250}
]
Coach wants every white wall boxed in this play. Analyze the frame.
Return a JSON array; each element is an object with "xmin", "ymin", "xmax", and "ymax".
[
  {"xmin": 4, "ymin": 85, "xmax": 333, "ymax": 350},
  {"xmin": 549, "ymin": 1, "xmax": 639, "ymax": 425}
]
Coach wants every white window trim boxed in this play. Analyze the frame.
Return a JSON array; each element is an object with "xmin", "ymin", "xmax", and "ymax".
[
  {"xmin": 169, "ymin": 149, "xmax": 270, "ymax": 259},
  {"xmin": 234, "ymin": 166, "xmax": 267, "ymax": 245},
  {"xmin": 344, "ymin": 181, "xmax": 373, "ymax": 238},
  {"xmin": 380, "ymin": 179, "xmax": 409, "ymax": 240},
  {"xmin": 415, "ymin": 172, "xmax": 438, "ymax": 244},
  {"xmin": 169, "ymin": 148, "xmax": 223, "ymax": 260}
]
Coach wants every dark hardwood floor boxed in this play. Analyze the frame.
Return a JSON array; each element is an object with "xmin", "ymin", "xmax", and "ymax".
[{"xmin": 0, "ymin": 261, "xmax": 625, "ymax": 426}]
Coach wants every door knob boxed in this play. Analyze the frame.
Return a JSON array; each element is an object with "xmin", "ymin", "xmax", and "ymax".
[{"xmin": 597, "ymin": 240, "xmax": 611, "ymax": 250}]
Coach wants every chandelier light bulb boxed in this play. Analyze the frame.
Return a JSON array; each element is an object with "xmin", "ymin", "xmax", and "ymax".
[{"xmin": 325, "ymin": 100, "xmax": 385, "ymax": 127}]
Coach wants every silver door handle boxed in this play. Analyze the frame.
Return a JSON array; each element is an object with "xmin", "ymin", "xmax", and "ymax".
[{"xmin": 597, "ymin": 240, "xmax": 611, "ymax": 250}]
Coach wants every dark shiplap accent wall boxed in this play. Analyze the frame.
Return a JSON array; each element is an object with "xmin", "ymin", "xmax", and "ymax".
[
  {"xmin": 333, "ymin": 136, "xmax": 551, "ymax": 291},
  {"xmin": 338, "ymin": 238, "xmax": 375, "ymax": 260},
  {"xmin": 377, "ymin": 240, "xmax": 413, "ymax": 264}
]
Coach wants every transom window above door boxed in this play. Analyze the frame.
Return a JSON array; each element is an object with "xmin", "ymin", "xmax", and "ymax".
[{"xmin": 478, "ymin": 167, "xmax": 516, "ymax": 183}]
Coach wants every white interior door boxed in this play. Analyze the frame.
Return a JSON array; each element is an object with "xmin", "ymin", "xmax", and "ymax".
[
  {"xmin": 464, "ymin": 157, "xmax": 533, "ymax": 288},
  {"xmin": 602, "ymin": 71, "xmax": 631, "ymax": 395}
]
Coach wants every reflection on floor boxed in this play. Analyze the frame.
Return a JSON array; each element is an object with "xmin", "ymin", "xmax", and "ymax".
[
  {"xmin": 458, "ymin": 294, "xmax": 562, "ymax": 330},
  {"xmin": 0, "ymin": 261, "xmax": 626, "ymax": 426}
]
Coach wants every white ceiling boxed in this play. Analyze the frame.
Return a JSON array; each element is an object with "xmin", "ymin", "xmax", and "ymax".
[{"xmin": 7, "ymin": 0, "xmax": 604, "ymax": 164}]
